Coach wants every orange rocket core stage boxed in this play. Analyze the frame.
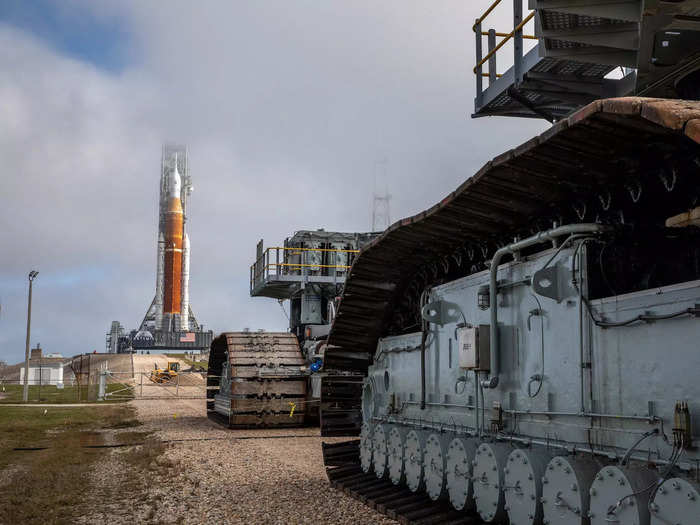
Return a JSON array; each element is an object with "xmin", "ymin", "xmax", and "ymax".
[{"xmin": 163, "ymin": 195, "xmax": 183, "ymax": 314}]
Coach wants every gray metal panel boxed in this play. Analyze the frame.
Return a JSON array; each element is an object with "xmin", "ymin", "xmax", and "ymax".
[{"xmin": 365, "ymin": 247, "xmax": 700, "ymax": 467}]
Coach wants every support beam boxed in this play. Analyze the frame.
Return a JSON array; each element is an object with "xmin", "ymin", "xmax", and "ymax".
[
  {"xmin": 540, "ymin": 22, "xmax": 639, "ymax": 50},
  {"xmin": 507, "ymin": 86, "xmax": 556, "ymax": 122},
  {"xmin": 528, "ymin": 0, "xmax": 642, "ymax": 22},
  {"xmin": 542, "ymin": 46, "xmax": 638, "ymax": 67}
]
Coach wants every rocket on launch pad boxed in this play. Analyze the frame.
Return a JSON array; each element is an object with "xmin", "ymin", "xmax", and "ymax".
[
  {"xmin": 158, "ymin": 152, "xmax": 188, "ymax": 330},
  {"xmin": 155, "ymin": 148, "xmax": 191, "ymax": 332},
  {"xmin": 107, "ymin": 144, "xmax": 211, "ymax": 354}
]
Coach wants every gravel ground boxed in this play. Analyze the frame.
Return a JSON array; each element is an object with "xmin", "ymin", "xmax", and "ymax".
[{"xmin": 80, "ymin": 398, "xmax": 396, "ymax": 524}]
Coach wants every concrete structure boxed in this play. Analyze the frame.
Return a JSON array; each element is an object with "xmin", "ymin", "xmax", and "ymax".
[{"xmin": 19, "ymin": 345, "xmax": 65, "ymax": 386}]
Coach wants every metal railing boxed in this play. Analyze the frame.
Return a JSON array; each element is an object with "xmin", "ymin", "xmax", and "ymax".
[
  {"xmin": 474, "ymin": 0, "xmax": 536, "ymax": 106},
  {"xmin": 250, "ymin": 246, "xmax": 360, "ymax": 291}
]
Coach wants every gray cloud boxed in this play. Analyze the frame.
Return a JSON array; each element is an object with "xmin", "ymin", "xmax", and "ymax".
[{"xmin": 0, "ymin": 2, "xmax": 545, "ymax": 363}]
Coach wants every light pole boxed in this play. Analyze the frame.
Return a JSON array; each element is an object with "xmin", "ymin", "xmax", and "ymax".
[{"xmin": 23, "ymin": 270, "xmax": 38, "ymax": 403}]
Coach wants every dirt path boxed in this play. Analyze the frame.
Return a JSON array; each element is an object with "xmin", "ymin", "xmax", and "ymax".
[{"xmin": 79, "ymin": 397, "xmax": 395, "ymax": 524}]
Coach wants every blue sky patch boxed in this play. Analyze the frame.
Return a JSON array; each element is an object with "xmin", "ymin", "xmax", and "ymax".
[{"xmin": 0, "ymin": 0, "xmax": 131, "ymax": 72}]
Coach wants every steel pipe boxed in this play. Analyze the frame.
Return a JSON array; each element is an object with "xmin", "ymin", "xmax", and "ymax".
[
  {"xmin": 503, "ymin": 408, "xmax": 658, "ymax": 423},
  {"xmin": 481, "ymin": 223, "xmax": 612, "ymax": 389}
]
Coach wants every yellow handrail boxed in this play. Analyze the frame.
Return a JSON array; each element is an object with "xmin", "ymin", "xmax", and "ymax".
[
  {"xmin": 261, "ymin": 263, "xmax": 352, "ymax": 270},
  {"xmin": 267, "ymin": 246, "xmax": 360, "ymax": 254},
  {"xmin": 250, "ymin": 245, "xmax": 360, "ymax": 287},
  {"xmin": 481, "ymin": 31, "xmax": 537, "ymax": 40},
  {"xmin": 473, "ymin": 11, "xmax": 535, "ymax": 74},
  {"xmin": 473, "ymin": 0, "xmax": 504, "ymax": 32}
]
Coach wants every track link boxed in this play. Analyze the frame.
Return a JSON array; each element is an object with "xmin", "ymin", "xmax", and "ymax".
[{"xmin": 323, "ymin": 441, "xmax": 487, "ymax": 525}]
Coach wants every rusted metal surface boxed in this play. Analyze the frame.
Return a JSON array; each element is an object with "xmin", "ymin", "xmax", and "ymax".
[
  {"xmin": 325, "ymin": 98, "xmax": 700, "ymax": 369},
  {"xmin": 207, "ymin": 331, "xmax": 307, "ymax": 428}
]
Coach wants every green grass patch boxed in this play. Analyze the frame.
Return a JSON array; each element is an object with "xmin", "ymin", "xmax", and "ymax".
[
  {"xmin": 0, "ymin": 404, "xmax": 164, "ymax": 523},
  {"xmin": 165, "ymin": 353, "xmax": 208, "ymax": 371},
  {"xmin": 0, "ymin": 383, "xmax": 134, "ymax": 404}
]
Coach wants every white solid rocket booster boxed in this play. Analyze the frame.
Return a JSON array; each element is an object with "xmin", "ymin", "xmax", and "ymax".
[
  {"xmin": 155, "ymin": 232, "xmax": 165, "ymax": 330},
  {"xmin": 180, "ymin": 232, "xmax": 190, "ymax": 330}
]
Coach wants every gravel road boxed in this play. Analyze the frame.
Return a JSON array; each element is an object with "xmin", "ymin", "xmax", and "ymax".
[{"xmin": 83, "ymin": 397, "xmax": 396, "ymax": 524}]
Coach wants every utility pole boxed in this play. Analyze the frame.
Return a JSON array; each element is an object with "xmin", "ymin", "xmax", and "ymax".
[
  {"xmin": 38, "ymin": 349, "xmax": 42, "ymax": 402},
  {"xmin": 23, "ymin": 270, "xmax": 39, "ymax": 403}
]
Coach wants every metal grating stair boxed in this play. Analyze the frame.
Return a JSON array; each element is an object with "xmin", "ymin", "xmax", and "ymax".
[{"xmin": 474, "ymin": 0, "xmax": 700, "ymax": 121}]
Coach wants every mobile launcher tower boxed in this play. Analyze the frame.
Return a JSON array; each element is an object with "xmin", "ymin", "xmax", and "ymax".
[{"xmin": 107, "ymin": 144, "xmax": 212, "ymax": 354}]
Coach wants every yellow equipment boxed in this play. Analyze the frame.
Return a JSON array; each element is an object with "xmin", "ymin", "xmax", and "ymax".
[{"xmin": 149, "ymin": 361, "xmax": 180, "ymax": 383}]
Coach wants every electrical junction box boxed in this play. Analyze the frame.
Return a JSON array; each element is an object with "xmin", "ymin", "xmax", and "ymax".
[{"xmin": 457, "ymin": 325, "xmax": 490, "ymax": 371}]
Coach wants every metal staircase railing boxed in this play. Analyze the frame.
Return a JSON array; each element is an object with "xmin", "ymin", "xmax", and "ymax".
[
  {"xmin": 474, "ymin": 0, "xmax": 536, "ymax": 107},
  {"xmin": 473, "ymin": 0, "xmax": 700, "ymax": 121}
]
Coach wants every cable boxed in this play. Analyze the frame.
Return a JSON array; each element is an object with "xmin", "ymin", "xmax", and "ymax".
[
  {"xmin": 474, "ymin": 370, "xmax": 480, "ymax": 439},
  {"xmin": 582, "ymin": 297, "xmax": 699, "ymax": 328},
  {"xmin": 454, "ymin": 375, "xmax": 468, "ymax": 395},
  {"xmin": 647, "ymin": 435, "xmax": 685, "ymax": 515},
  {"xmin": 618, "ymin": 428, "xmax": 658, "ymax": 466},
  {"xmin": 609, "ymin": 436, "xmax": 684, "ymax": 519},
  {"xmin": 598, "ymin": 242, "xmax": 617, "ymax": 296},
  {"xmin": 541, "ymin": 234, "xmax": 596, "ymax": 270},
  {"xmin": 479, "ymin": 372, "xmax": 486, "ymax": 437},
  {"xmin": 527, "ymin": 294, "xmax": 545, "ymax": 398},
  {"xmin": 573, "ymin": 239, "xmax": 699, "ymax": 328}
]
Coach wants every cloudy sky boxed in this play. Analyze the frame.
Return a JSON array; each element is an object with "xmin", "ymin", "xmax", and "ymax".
[{"xmin": 0, "ymin": 1, "xmax": 545, "ymax": 363}]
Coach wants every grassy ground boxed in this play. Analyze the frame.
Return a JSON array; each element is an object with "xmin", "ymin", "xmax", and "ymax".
[
  {"xmin": 165, "ymin": 354, "xmax": 208, "ymax": 371},
  {"xmin": 0, "ymin": 383, "xmax": 134, "ymax": 404},
  {"xmin": 0, "ymin": 404, "xmax": 165, "ymax": 524}
]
